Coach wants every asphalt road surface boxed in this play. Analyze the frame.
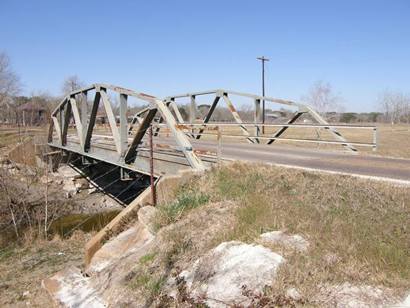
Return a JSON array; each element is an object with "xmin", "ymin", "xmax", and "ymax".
[{"xmin": 191, "ymin": 140, "xmax": 410, "ymax": 184}]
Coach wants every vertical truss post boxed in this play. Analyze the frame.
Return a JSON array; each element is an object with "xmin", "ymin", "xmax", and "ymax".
[
  {"xmin": 81, "ymin": 92, "xmax": 88, "ymax": 142},
  {"xmin": 119, "ymin": 93, "xmax": 128, "ymax": 155},
  {"xmin": 59, "ymin": 104, "xmax": 64, "ymax": 145},
  {"xmin": 62, "ymin": 101, "xmax": 71, "ymax": 146},
  {"xmin": 190, "ymin": 95, "xmax": 196, "ymax": 137},
  {"xmin": 153, "ymin": 116, "xmax": 164, "ymax": 137},
  {"xmin": 373, "ymin": 127, "xmax": 377, "ymax": 152},
  {"xmin": 51, "ymin": 116, "xmax": 62, "ymax": 145},
  {"xmin": 190, "ymin": 95, "xmax": 196, "ymax": 123},
  {"xmin": 254, "ymin": 98, "xmax": 261, "ymax": 143},
  {"xmin": 47, "ymin": 119, "xmax": 54, "ymax": 143},
  {"xmin": 84, "ymin": 91, "xmax": 101, "ymax": 152},
  {"xmin": 149, "ymin": 125, "xmax": 156, "ymax": 206}
]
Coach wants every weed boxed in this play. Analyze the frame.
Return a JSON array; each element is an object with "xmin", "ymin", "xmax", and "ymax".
[
  {"xmin": 154, "ymin": 190, "xmax": 209, "ymax": 230},
  {"xmin": 139, "ymin": 252, "xmax": 157, "ymax": 265}
]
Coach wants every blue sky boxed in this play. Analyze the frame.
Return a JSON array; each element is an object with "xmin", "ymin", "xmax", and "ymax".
[{"xmin": 1, "ymin": 0, "xmax": 409, "ymax": 112}]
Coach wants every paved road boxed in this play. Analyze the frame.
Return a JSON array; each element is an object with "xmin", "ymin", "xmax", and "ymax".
[
  {"xmin": 66, "ymin": 133, "xmax": 410, "ymax": 183},
  {"xmin": 191, "ymin": 140, "xmax": 410, "ymax": 183}
]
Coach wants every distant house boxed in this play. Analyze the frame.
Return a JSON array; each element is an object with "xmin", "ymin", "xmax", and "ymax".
[{"xmin": 17, "ymin": 102, "xmax": 47, "ymax": 126}]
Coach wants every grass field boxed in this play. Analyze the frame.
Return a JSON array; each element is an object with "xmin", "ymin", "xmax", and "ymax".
[{"xmin": 148, "ymin": 162, "xmax": 410, "ymax": 304}]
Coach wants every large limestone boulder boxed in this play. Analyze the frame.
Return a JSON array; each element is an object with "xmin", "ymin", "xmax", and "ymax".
[
  {"xmin": 42, "ymin": 266, "xmax": 105, "ymax": 308},
  {"xmin": 174, "ymin": 241, "xmax": 284, "ymax": 307}
]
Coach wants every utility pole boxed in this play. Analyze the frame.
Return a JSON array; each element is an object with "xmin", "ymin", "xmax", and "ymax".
[{"xmin": 257, "ymin": 56, "xmax": 269, "ymax": 133}]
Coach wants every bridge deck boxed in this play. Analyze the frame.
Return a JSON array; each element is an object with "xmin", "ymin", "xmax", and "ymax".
[{"xmin": 57, "ymin": 133, "xmax": 410, "ymax": 183}]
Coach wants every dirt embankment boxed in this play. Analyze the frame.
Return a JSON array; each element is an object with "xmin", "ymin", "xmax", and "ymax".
[
  {"xmin": 43, "ymin": 162, "xmax": 410, "ymax": 307},
  {"xmin": 0, "ymin": 135, "xmax": 123, "ymax": 307},
  {"xmin": 0, "ymin": 138, "xmax": 123, "ymax": 245}
]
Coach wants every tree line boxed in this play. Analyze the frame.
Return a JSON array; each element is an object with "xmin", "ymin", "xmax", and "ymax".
[{"xmin": 0, "ymin": 51, "xmax": 409, "ymax": 125}]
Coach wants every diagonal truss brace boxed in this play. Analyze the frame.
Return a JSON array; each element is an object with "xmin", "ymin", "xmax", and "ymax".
[
  {"xmin": 125, "ymin": 107, "xmax": 157, "ymax": 164},
  {"xmin": 266, "ymin": 111, "xmax": 305, "ymax": 145}
]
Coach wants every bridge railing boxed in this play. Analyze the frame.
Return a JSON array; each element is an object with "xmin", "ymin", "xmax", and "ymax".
[
  {"xmin": 48, "ymin": 84, "xmax": 377, "ymax": 177},
  {"xmin": 154, "ymin": 122, "xmax": 378, "ymax": 151},
  {"xmin": 162, "ymin": 89, "xmax": 361, "ymax": 152},
  {"xmin": 48, "ymin": 83, "xmax": 206, "ymax": 174}
]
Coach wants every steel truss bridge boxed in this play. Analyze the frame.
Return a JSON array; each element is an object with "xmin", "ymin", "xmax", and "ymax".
[{"xmin": 48, "ymin": 84, "xmax": 377, "ymax": 203}]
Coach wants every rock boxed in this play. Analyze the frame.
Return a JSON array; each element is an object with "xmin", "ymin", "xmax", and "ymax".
[
  {"xmin": 39, "ymin": 176, "xmax": 53, "ymax": 184},
  {"xmin": 318, "ymin": 282, "xmax": 396, "ymax": 308},
  {"xmin": 391, "ymin": 293, "xmax": 410, "ymax": 307},
  {"xmin": 87, "ymin": 222, "xmax": 154, "ymax": 274},
  {"xmin": 75, "ymin": 178, "xmax": 89, "ymax": 190},
  {"xmin": 286, "ymin": 288, "xmax": 301, "ymax": 301},
  {"xmin": 103, "ymin": 197, "xmax": 120, "ymax": 209},
  {"xmin": 260, "ymin": 231, "xmax": 309, "ymax": 251},
  {"xmin": 174, "ymin": 241, "xmax": 284, "ymax": 307},
  {"xmin": 42, "ymin": 266, "xmax": 105, "ymax": 308},
  {"xmin": 57, "ymin": 165, "xmax": 78, "ymax": 178},
  {"xmin": 63, "ymin": 181, "xmax": 78, "ymax": 195},
  {"xmin": 138, "ymin": 206, "xmax": 158, "ymax": 233},
  {"xmin": 323, "ymin": 253, "xmax": 341, "ymax": 266}
]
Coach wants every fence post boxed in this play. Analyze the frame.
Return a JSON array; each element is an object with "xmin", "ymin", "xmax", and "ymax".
[{"xmin": 373, "ymin": 127, "xmax": 378, "ymax": 152}]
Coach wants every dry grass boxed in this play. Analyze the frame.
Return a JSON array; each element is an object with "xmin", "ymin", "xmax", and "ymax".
[
  {"xmin": 149, "ymin": 162, "xmax": 409, "ymax": 303},
  {"xmin": 0, "ymin": 231, "xmax": 89, "ymax": 307}
]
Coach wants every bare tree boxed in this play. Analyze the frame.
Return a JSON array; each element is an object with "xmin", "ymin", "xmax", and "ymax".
[
  {"xmin": 378, "ymin": 90, "xmax": 410, "ymax": 124},
  {"xmin": 0, "ymin": 52, "xmax": 21, "ymax": 123},
  {"xmin": 61, "ymin": 75, "xmax": 85, "ymax": 95},
  {"xmin": 0, "ymin": 52, "xmax": 20, "ymax": 102},
  {"xmin": 302, "ymin": 81, "xmax": 343, "ymax": 117}
]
